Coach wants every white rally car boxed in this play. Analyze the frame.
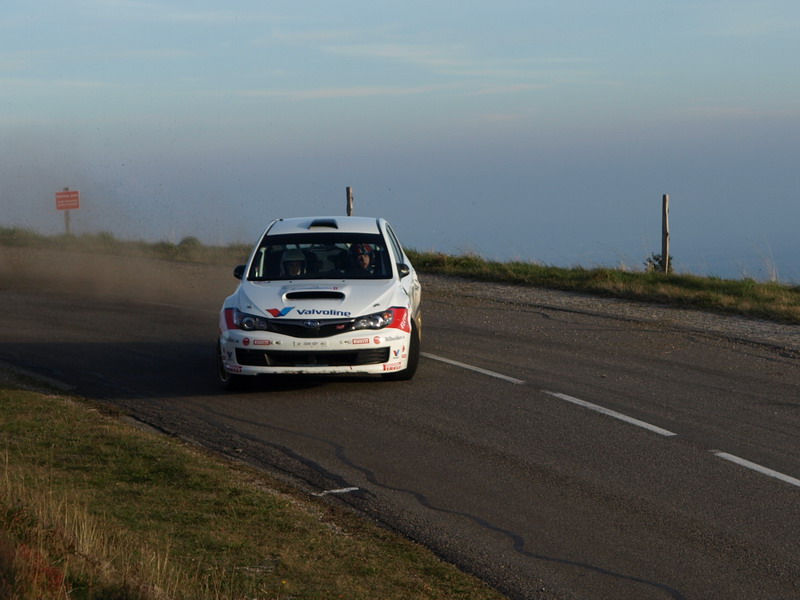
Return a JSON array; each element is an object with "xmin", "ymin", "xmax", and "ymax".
[{"xmin": 217, "ymin": 216, "xmax": 422, "ymax": 389}]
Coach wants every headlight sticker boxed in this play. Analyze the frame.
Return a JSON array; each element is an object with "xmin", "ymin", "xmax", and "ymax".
[{"xmin": 387, "ymin": 307, "xmax": 411, "ymax": 332}]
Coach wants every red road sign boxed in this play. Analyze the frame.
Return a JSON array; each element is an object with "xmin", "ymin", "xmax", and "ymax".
[{"xmin": 56, "ymin": 190, "xmax": 80, "ymax": 211}]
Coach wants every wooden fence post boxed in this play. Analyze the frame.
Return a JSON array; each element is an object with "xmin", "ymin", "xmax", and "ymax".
[{"xmin": 661, "ymin": 194, "xmax": 670, "ymax": 273}]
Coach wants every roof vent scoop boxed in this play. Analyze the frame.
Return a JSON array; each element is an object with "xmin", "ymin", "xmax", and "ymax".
[{"xmin": 308, "ymin": 218, "xmax": 338, "ymax": 229}]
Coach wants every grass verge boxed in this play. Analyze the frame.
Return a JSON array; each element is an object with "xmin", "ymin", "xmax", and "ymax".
[
  {"xmin": 0, "ymin": 371, "xmax": 505, "ymax": 600},
  {"xmin": 406, "ymin": 250, "xmax": 800, "ymax": 325}
]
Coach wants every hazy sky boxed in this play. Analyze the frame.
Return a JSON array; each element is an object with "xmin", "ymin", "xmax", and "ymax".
[{"xmin": 3, "ymin": 1, "xmax": 799, "ymax": 280}]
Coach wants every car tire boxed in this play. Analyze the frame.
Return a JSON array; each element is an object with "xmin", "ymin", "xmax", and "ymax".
[
  {"xmin": 216, "ymin": 341, "xmax": 244, "ymax": 391},
  {"xmin": 383, "ymin": 319, "xmax": 420, "ymax": 381}
]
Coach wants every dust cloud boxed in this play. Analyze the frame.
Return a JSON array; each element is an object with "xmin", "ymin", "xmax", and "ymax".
[{"xmin": 0, "ymin": 246, "xmax": 238, "ymax": 309}]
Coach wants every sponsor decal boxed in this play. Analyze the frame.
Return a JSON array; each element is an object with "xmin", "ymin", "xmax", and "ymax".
[
  {"xmin": 226, "ymin": 364, "xmax": 243, "ymax": 373},
  {"xmin": 267, "ymin": 307, "xmax": 351, "ymax": 318},
  {"xmin": 253, "ymin": 339, "xmax": 273, "ymax": 346},
  {"xmin": 387, "ymin": 307, "xmax": 411, "ymax": 332},
  {"xmin": 223, "ymin": 308, "xmax": 239, "ymax": 330},
  {"xmin": 292, "ymin": 340, "xmax": 329, "ymax": 347},
  {"xmin": 383, "ymin": 334, "xmax": 405, "ymax": 342},
  {"xmin": 298, "ymin": 285, "xmax": 339, "ymax": 291},
  {"xmin": 392, "ymin": 348, "xmax": 401, "ymax": 357},
  {"xmin": 295, "ymin": 308, "xmax": 351, "ymax": 316},
  {"xmin": 243, "ymin": 337, "xmax": 250, "ymax": 346},
  {"xmin": 382, "ymin": 361, "xmax": 403, "ymax": 372},
  {"xmin": 373, "ymin": 336, "xmax": 381, "ymax": 345},
  {"xmin": 352, "ymin": 338, "xmax": 370, "ymax": 345}
]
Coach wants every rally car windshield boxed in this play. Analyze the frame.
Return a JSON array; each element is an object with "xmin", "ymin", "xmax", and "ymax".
[{"xmin": 247, "ymin": 233, "xmax": 392, "ymax": 280}]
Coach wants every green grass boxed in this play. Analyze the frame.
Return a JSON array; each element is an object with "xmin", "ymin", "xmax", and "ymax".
[
  {"xmin": 406, "ymin": 250, "xmax": 800, "ymax": 324},
  {"xmin": 0, "ymin": 372, "xmax": 505, "ymax": 600}
]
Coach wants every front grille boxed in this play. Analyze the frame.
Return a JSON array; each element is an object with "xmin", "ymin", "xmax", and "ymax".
[
  {"xmin": 236, "ymin": 347, "xmax": 390, "ymax": 367},
  {"xmin": 268, "ymin": 318, "xmax": 355, "ymax": 338}
]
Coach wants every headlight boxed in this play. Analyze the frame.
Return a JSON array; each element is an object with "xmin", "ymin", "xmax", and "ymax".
[
  {"xmin": 224, "ymin": 308, "xmax": 269, "ymax": 331},
  {"xmin": 352, "ymin": 309, "xmax": 395, "ymax": 330}
]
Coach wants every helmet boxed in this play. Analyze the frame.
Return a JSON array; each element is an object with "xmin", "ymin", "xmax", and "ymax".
[
  {"xmin": 280, "ymin": 249, "xmax": 306, "ymax": 274},
  {"xmin": 350, "ymin": 243, "xmax": 374, "ymax": 257}
]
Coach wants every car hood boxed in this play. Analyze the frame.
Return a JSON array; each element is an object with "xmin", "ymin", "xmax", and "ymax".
[{"xmin": 234, "ymin": 279, "xmax": 405, "ymax": 320}]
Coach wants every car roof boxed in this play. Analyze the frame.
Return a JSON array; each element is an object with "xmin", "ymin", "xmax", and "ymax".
[{"xmin": 265, "ymin": 216, "xmax": 384, "ymax": 236}]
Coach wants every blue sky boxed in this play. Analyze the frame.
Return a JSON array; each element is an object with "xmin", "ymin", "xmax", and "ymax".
[{"xmin": 3, "ymin": 1, "xmax": 799, "ymax": 280}]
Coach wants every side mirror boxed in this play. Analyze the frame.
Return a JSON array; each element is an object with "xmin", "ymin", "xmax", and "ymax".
[
  {"xmin": 397, "ymin": 263, "xmax": 410, "ymax": 278},
  {"xmin": 233, "ymin": 264, "xmax": 245, "ymax": 280}
]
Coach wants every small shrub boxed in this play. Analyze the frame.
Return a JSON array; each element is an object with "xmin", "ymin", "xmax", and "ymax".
[
  {"xmin": 177, "ymin": 236, "xmax": 201, "ymax": 250},
  {"xmin": 645, "ymin": 253, "xmax": 673, "ymax": 274},
  {"xmin": 0, "ymin": 227, "xmax": 47, "ymax": 246},
  {"xmin": 151, "ymin": 241, "xmax": 179, "ymax": 261},
  {"xmin": 175, "ymin": 236, "xmax": 203, "ymax": 261}
]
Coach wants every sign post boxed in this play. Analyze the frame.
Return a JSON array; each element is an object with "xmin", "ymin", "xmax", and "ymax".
[
  {"xmin": 55, "ymin": 188, "xmax": 80, "ymax": 235},
  {"xmin": 661, "ymin": 194, "xmax": 670, "ymax": 273},
  {"xmin": 346, "ymin": 186, "xmax": 354, "ymax": 216}
]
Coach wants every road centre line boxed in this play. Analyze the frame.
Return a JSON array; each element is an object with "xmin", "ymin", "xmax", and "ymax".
[
  {"xmin": 423, "ymin": 354, "xmax": 799, "ymax": 490},
  {"xmin": 545, "ymin": 393, "xmax": 800, "ymax": 488},
  {"xmin": 421, "ymin": 352, "xmax": 525, "ymax": 385},
  {"xmin": 713, "ymin": 452, "xmax": 800, "ymax": 488},
  {"xmin": 543, "ymin": 391, "xmax": 678, "ymax": 437}
]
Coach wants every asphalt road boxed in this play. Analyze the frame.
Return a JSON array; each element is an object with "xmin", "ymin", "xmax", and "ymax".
[{"xmin": 1, "ymin": 250, "xmax": 799, "ymax": 599}]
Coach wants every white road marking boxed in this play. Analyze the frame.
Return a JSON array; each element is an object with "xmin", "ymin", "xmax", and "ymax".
[
  {"xmin": 419, "ymin": 354, "xmax": 800, "ymax": 491},
  {"xmin": 543, "ymin": 391, "xmax": 678, "ymax": 437},
  {"xmin": 421, "ymin": 352, "xmax": 525, "ymax": 385},
  {"xmin": 313, "ymin": 487, "xmax": 360, "ymax": 497},
  {"xmin": 713, "ymin": 452, "xmax": 800, "ymax": 488}
]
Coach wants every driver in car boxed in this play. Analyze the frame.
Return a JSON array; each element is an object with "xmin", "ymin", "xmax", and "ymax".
[
  {"xmin": 349, "ymin": 243, "xmax": 376, "ymax": 274},
  {"xmin": 280, "ymin": 249, "xmax": 307, "ymax": 277}
]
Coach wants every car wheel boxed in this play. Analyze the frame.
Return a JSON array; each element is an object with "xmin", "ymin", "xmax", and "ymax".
[
  {"xmin": 216, "ymin": 342, "xmax": 244, "ymax": 391},
  {"xmin": 383, "ymin": 319, "xmax": 420, "ymax": 381}
]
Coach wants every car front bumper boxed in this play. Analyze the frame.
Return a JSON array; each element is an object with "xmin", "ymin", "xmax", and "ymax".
[{"xmin": 219, "ymin": 329, "xmax": 411, "ymax": 376}]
